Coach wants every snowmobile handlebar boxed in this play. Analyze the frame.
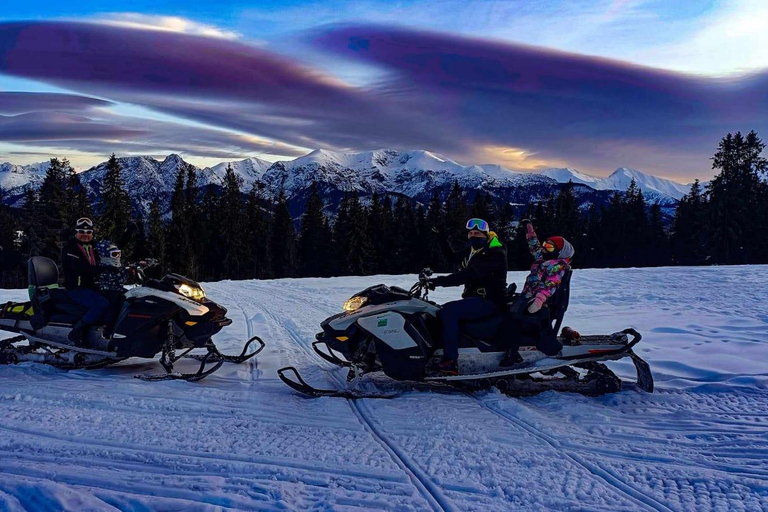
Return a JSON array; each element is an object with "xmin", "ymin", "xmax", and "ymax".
[{"xmin": 409, "ymin": 268, "xmax": 434, "ymax": 299}]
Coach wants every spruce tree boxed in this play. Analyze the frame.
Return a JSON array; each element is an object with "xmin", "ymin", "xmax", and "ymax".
[
  {"xmin": 36, "ymin": 158, "xmax": 71, "ymax": 259},
  {"xmin": 672, "ymin": 180, "xmax": 707, "ymax": 265},
  {"xmin": 444, "ymin": 181, "xmax": 468, "ymax": 250},
  {"xmin": 184, "ymin": 163, "xmax": 201, "ymax": 278},
  {"xmin": 298, "ymin": 182, "xmax": 330, "ymax": 277},
  {"xmin": 245, "ymin": 184, "xmax": 272, "ymax": 279},
  {"xmin": 271, "ymin": 189, "xmax": 297, "ymax": 277},
  {"xmin": 707, "ymin": 131, "xmax": 768, "ymax": 264},
  {"xmin": 98, "ymin": 154, "xmax": 131, "ymax": 248},
  {"xmin": 367, "ymin": 192, "xmax": 392, "ymax": 274},
  {"xmin": 147, "ymin": 202, "xmax": 166, "ymax": 268},
  {"xmin": 166, "ymin": 166, "xmax": 190, "ymax": 273},
  {"xmin": 219, "ymin": 165, "xmax": 247, "ymax": 279},
  {"xmin": 424, "ymin": 191, "xmax": 448, "ymax": 271}
]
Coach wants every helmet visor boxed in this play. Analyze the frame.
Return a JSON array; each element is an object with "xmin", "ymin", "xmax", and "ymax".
[{"xmin": 465, "ymin": 218, "xmax": 489, "ymax": 232}]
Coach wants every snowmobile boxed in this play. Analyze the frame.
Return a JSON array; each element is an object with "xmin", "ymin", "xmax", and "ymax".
[
  {"xmin": 0, "ymin": 256, "xmax": 264, "ymax": 381},
  {"xmin": 278, "ymin": 269, "xmax": 653, "ymax": 398}
]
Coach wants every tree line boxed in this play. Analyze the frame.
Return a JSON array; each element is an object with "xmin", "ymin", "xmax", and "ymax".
[{"xmin": 1, "ymin": 131, "xmax": 766, "ymax": 288}]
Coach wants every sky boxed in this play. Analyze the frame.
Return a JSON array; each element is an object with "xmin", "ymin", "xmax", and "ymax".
[{"xmin": 0, "ymin": 0, "xmax": 766, "ymax": 182}]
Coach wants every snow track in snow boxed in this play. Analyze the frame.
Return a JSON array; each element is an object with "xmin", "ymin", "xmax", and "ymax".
[{"xmin": 1, "ymin": 266, "xmax": 767, "ymax": 510}]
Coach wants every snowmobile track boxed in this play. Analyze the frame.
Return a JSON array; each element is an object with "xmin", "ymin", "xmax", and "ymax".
[
  {"xmin": 469, "ymin": 394, "xmax": 674, "ymax": 512},
  {"xmin": 259, "ymin": 293, "xmax": 450, "ymax": 511}
]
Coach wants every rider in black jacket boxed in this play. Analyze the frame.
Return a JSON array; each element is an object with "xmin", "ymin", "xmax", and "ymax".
[
  {"xmin": 429, "ymin": 218, "xmax": 508, "ymax": 375},
  {"xmin": 61, "ymin": 218, "xmax": 108, "ymax": 346}
]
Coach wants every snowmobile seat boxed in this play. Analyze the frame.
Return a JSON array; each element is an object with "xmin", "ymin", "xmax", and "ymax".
[
  {"xmin": 28, "ymin": 257, "xmax": 87, "ymax": 326},
  {"xmin": 544, "ymin": 266, "xmax": 572, "ymax": 336}
]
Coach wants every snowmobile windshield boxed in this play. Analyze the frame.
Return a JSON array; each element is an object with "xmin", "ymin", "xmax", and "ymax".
[{"xmin": 354, "ymin": 284, "xmax": 411, "ymax": 305}]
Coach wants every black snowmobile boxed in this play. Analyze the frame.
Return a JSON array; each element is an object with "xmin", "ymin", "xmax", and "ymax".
[
  {"xmin": 0, "ymin": 256, "xmax": 264, "ymax": 381},
  {"xmin": 278, "ymin": 269, "xmax": 653, "ymax": 398}
]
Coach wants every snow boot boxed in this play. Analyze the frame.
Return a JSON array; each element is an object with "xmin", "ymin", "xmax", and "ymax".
[
  {"xmin": 430, "ymin": 359, "xmax": 459, "ymax": 377},
  {"xmin": 561, "ymin": 326, "xmax": 582, "ymax": 345},
  {"xmin": 67, "ymin": 321, "xmax": 88, "ymax": 348},
  {"xmin": 498, "ymin": 349, "xmax": 524, "ymax": 368}
]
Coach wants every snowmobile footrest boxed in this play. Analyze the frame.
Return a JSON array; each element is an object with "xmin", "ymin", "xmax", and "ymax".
[
  {"xmin": 312, "ymin": 341, "xmax": 353, "ymax": 368},
  {"xmin": 277, "ymin": 366, "xmax": 398, "ymax": 399},
  {"xmin": 629, "ymin": 350, "xmax": 654, "ymax": 392}
]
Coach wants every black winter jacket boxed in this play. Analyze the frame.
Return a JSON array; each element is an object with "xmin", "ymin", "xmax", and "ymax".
[
  {"xmin": 61, "ymin": 238, "xmax": 100, "ymax": 290},
  {"xmin": 433, "ymin": 235, "xmax": 508, "ymax": 303}
]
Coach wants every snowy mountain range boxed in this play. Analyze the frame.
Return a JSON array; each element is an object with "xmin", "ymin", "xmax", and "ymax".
[
  {"xmin": 541, "ymin": 167, "xmax": 691, "ymax": 199},
  {"xmin": 1, "ymin": 149, "xmax": 693, "ymax": 217}
]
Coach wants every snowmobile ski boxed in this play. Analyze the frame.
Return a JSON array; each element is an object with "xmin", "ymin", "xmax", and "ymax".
[
  {"xmin": 312, "ymin": 341, "xmax": 353, "ymax": 368},
  {"xmin": 183, "ymin": 336, "xmax": 265, "ymax": 364},
  {"xmin": 277, "ymin": 367, "xmax": 399, "ymax": 399},
  {"xmin": 136, "ymin": 350, "xmax": 224, "ymax": 382}
]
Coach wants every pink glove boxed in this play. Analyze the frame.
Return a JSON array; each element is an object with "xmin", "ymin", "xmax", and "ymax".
[
  {"xmin": 526, "ymin": 223, "xmax": 536, "ymax": 238},
  {"xmin": 527, "ymin": 294, "xmax": 546, "ymax": 314}
]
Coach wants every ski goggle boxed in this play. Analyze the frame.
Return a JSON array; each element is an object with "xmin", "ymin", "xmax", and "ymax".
[
  {"xmin": 109, "ymin": 250, "xmax": 122, "ymax": 259},
  {"xmin": 76, "ymin": 229, "xmax": 94, "ymax": 235},
  {"xmin": 76, "ymin": 217, "xmax": 94, "ymax": 229},
  {"xmin": 542, "ymin": 240, "xmax": 556, "ymax": 253},
  {"xmin": 465, "ymin": 218, "xmax": 489, "ymax": 232}
]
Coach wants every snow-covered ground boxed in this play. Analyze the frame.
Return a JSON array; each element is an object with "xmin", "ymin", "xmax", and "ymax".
[{"xmin": 1, "ymin": 266, "xmax": 767, "ymax": 511}]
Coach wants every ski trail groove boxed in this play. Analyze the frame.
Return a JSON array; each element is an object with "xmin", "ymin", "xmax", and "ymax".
[
  {"xmin": 470, "ymin": 394, "xmax": 674, "ymax": 512},
  {"xmin": 255, "ymin": 291, "xmax": 451, "ymax": 512}
]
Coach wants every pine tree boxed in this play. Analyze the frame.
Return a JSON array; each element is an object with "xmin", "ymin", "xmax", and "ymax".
[
  {"xmin": 147, "ymin": 202, "xmax": 165, "ymax": 268},
  {"xmin": 424, "ymin": 191, "xmax": 448, "ymax": 271},
  {"xmin": 219, "ymin": 165, "xmax": 247, "ymax": 279},
  {"xmin": 36, "ymin": 158, "xmax": 72, "ymax": 259},
  {"xmin": 298, "ymin": 182, "xmax": 331, "ymax": 276},
  {"xmin": 245, "ymin": 184, "xmax": 272, "ymax": 278},
  {"xmin": 271, "ymin": 189, "xmax": 297, "ymax": 277},
  {"xmin": 166, "ymin": 166, "xmax": 190, "ymax": 273},
  {"xmin": 707, "ymin": 131, "xmax": 768, "ymax": 264},
  {"xmin": 553, "ymin": 181, "xmax": 580, "ymax": 242},
  {"xmin": 672, "ymin": 180, "xmax": 707, "ymax": 265},
  {"xmin": 184, "ymin": 163, "xmax": 201, "ymax": 278},
  {"xmin": 98, "ymin": 154, "xmax": 131, "ymax": 247},
  {"xmin": 444, "ymin": 181, "xmax": 468, "ymax": 250},
  {"xmin": 368, "ymin": 193, "xmax": 392, "ymax": 274}
]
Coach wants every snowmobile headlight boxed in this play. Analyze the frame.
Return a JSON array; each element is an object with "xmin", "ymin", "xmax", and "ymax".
[
  {"xmin": 177, "ymin": 283, "xmax": 206, "ymax": 302},
  {"xmin": 342, "ymin": 295, "xmax": 367, "ymax": 312}
]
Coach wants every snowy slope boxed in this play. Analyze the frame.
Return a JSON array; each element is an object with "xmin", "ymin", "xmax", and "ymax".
[
  {"xmin": 260, "ymin": 148, "xmax": 553, "ymax": 199},
  {"xmin": 203, "ymin": 156, "xmax": 273, "ymax": 187},
  {"xmin": 1, "ymin": 265, "xmax": 767, "ymax": 510},
  {"xmin": 78, "ymin": 154, "xmax": 198, "ymax": 216},
  {"xmin": 0, "ymin": 161, "xmax": 49, "ymax": 194},
  {"xmin": 543, "ymin": 166, "xmax": 691, "ymax": 200}
]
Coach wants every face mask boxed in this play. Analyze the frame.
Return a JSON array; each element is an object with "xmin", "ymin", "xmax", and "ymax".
[{"xmin": 469, "ymin": 237, "xmax": 487, "ymax": 250}]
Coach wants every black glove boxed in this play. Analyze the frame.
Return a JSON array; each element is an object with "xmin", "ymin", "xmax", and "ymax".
[
  {"xmin": 431, "ymin": 226, "xmax": 443, "ymax": 235},
  {"xmin": 430, "ymin": 276, "xmax": 445, "ymax": 289}
]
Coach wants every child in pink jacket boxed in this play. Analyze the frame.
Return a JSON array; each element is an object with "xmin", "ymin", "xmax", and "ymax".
[
  {"xmin": 498, "ymin": 219, "xmax": 575, "ymax": 367},
  {"xmin": 521, "ymin": 219, "xmax": 575, "ymax": 314}
]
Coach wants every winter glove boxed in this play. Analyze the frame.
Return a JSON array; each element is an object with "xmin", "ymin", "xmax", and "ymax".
[
  {"xmin": 527, "ymin": 294, "xmax": 546, "ymax": 314},
  {"xmin": 430, "ymin": 276, "xmax": 445, "ymax": 289}
]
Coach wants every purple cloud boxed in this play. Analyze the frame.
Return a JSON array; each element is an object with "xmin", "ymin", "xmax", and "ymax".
[
  {"xmin": 1, "ymin": 21, "xmax": 766, "ymax": 178},
  {"xmin": 0, "ymin": 92, "xmax": 112, "ymax": 114},
  {"xmin": 0, "ymin": 91, "xmax": 306, "ymax": 159},
  {"xmin": 310, "ymin": 25, "xmax": 768, "ymax": 176}
]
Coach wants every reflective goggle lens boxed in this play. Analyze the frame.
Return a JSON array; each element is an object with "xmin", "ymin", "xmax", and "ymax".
[
  {"xmin": 110, "ymin": 250, "xmax": 121, "ymax": 259},
  {"xmin": 542, "ymin": 241, "xmax": 556, "ymax": 252},
  {"xmin": 465, "ymin": 218, "xmax": 489, "ymax": 231}
]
